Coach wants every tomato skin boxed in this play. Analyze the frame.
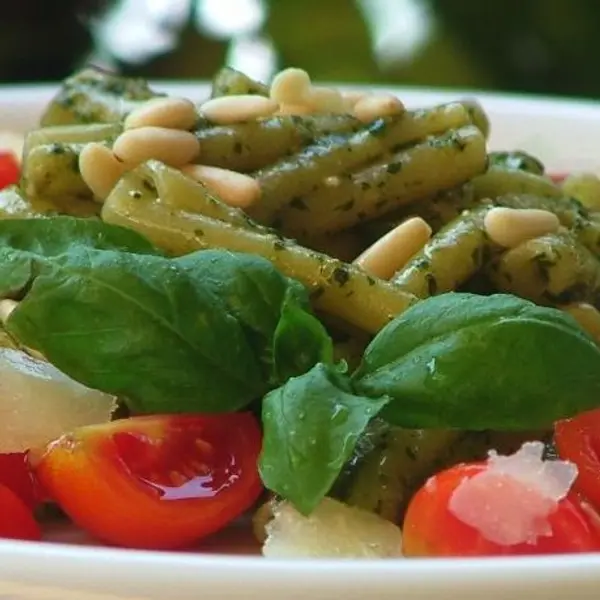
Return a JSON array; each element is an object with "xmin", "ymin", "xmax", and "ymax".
[
  {"xmin": 0, "ymin": 152, "xmax": 19, "ymax": 189},
  {"xmin": 0, "ymin": 452, "xmax": 40, "ymax": 509},
  {"xmin": 403, "ymin": 462, "xmax": 600, "ymax": 557},
  {"xmin": 555, "ymin": 408, "xmax": 600, "ymax": 511},
  {"xmin": 0, "ymin": 484, "xmax": 41, "ymax": 541},
  {"xmin": 33, "ymin": 413, "xmax": 263, "ymax": 550}
]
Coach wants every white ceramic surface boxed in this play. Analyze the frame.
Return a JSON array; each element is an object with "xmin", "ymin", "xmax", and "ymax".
[{"xmin": 0, "ymin": 82, "xmax": 600, "ymax": 600}]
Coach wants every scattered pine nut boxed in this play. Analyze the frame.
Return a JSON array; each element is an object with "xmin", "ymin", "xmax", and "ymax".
[
  {"xmin": 561, "ymin": 302, "xmax": 600, "ymax": 343},
  {"xmin": 199, "ymin": 95, "xmax": 279, "ymax": 125},
  {"xmin": 307, "ymin": 86, "xmax": 344, "ymax": 113},
  {"xmin": 270, "ymin": 68, "xmax": 312, "ymax": 105},
  {"xmin": 341, "ymin": 90, "xmax": 369, "ymax": 113},
  {"xmin": 354, "ymin": 217, "xmax": 432, "ymax": 280},
  {"xmin": 113, "ymin": 127, "xmax": 200, "ymax": 168},
  {"xmin": 483, "ymin": 207, "xmax": 560, "ymax": 248},
  {"xmin": 181, "ymin": 164, "xmax": 261, "ymax": 209},
  {"xmin": 353, "ymin": 93, "xmax": 405, "ymax": 122},
  {"xmin": 0, "ymin": 299, "xmax": 18, "ymax": 324},
  {"xmin": 124, "ymin": 97, "xmax": 198, "ymax": 131},
  {"xmin": 79, "ymin": 142, "xmax": 127, "ymax": 202}
]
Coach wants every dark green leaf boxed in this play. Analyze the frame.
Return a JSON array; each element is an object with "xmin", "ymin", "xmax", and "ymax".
[
  {"xmin": 271, "ymin": 287, "xmax": 334, "ymax": 383},
  {"xmin": 259, "ymin": 363, "xmax": 388, "ymax": 515},
  {"xmin": 176, "ymin": 249, "xmax": 328, "ymax": 383},
  {"xmin": 6, "ymin": 247, "xmax": 265, "ymax": 413},
  {"xmin": 0, "ymin": 216, "xmax": 161, "ymax": 297},
  {"xmin": 353, "ymin": 293, "xmax": 600, "ymax": 429}
]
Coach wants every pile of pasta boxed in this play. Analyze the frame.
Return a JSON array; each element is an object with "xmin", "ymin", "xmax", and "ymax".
[{"xmin": 7, "ymin": 66, "xmax": 600, "ymax": 343}]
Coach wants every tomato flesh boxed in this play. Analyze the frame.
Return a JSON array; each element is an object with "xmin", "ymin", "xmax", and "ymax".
[
  {"xmin": 555, "ymin": 408, "xmax": 600, "ymax": 510},
  {"xmin": 403, "ymin": 461, "xmax": 600, "ymax": 557},
  {"xmin": 0, "ymin": 452, "xmax": 40, "ymax": 509},
  {"xmin": 33, "ymin": 413, "xmax": 263, "ymax": 550},
  {"xmin": 0, "ymin": 152, "xmax": 19, "ymax": 190},
  {"xmin": 0, "ymin": 484, "xmax": 41, "ymax": 541}
]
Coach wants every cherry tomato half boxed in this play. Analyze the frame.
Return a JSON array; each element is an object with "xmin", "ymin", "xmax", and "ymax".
[
  {"xmin": 0, "ymin": 152, "xmax": 19, "ymax": 190},
  {"xmin": 555, "ymin": 408, "xmax": 600, "ymax": 510},
  {"xmin": 403, "ymin": 460, "xmax": 600, "ymax": 557},
  {"xmin": 0, "ymin": 452, "xmax": 40, "ymax": 509},
  {"xmin": 0, "ymin": 484, "xmax": 41, "ymax": 541},
  {"xmin": 33, "ymin": 413, "xmax": 263, "ymax": 550}
]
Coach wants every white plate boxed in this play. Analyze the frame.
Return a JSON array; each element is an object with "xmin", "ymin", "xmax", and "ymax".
[{"xmin": 0, "ymin": 82, "xmax": 600, "ymax": 600}]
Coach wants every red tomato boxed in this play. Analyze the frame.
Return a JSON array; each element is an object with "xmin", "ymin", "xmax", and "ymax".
[
  {"xmin": 403, "ymin": 460, "xmax": 600, "ymax": 557},
  {"xmin": 0, "ymin": 152, "xmax": 19, "ymax": 189},
  {"xmin": 0, "ymin": 452, "xmax": 40, "ymax": 509},
  {"xmin": 32, "ymin": 413, "xmax": 263, "ymax": 550},
  {"xmin": 0, "ymin": 484, "xmax": 41, "ymax": 541},
  {"xmin": 555, "ymin": 408, "xmax": 600, "ymax": 510}
]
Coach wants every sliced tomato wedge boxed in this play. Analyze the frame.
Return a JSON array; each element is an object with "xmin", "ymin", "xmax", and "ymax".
[
  {"xmin": 32, "ymin": 413, "xmax": 263, "ymax": 550},
  {"xmin": 403, "ymin": 445, "xmax": 600, "ymax": 557},
  {"xmin": 0, "ymin": 452, "xmax": 40, "ymax": 509},
  {"xmin": 0, "ymin": 484, "xmax": 41, "ymax": 541},
  {"xmin": 0, "ymin": 152, "xmax": 19, "ymax": 190},
  {"xmin": 555, "ymin": 408, "xmax": 600, "ymax": 510}
]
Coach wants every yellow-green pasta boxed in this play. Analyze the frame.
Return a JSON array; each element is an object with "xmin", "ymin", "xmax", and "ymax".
[
  {"xmin": 40, "ymin": 68, "xmax": 162, "ymax": 126},
  {"xmin": 102, "ymin": 176, "xmax": 417, "ymax": 333},
  {"xmin": 391, "ymin": 206, "xmax": 493, "ymax": 297},
  {"xmin": 472, "ymin": 167, "xmax": 561, "ymax": 200},
  {"xmin": 276, "ymin": 125, "xmax": 487, "ymax": 238},
  {"xmin": 195, "ymin": 113, "xmax": 362, "ymax": 172},
  {"xmin": 210, "ymin": 66, "xmax": 270, "ymax": 98},
  {"xmin": 250, "ymin": 102, "xmax": 476, "ymax": 224},
  {"xmin": 488, "ymin": 230, "xmax": 600, "ymax": 308}
]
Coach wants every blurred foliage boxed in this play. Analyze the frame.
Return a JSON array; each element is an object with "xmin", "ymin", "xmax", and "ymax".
[{"xmin": 1, "ymin": 0, "xmax": 600, "ymax": 99}]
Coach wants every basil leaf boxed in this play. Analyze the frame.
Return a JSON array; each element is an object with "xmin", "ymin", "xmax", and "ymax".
[
  {"xmin": 271, "ymin": 287, "xmax": 334, "ymax": 383},
  {"xmin": 259, "ymin": 363, "xmax": 388, "ymax": 515},
  {"xmin": 0, "ymin": 216, "xmax": 161, "ymax": 297},
  {"xmin": 6, "ymin": 247, "xmax": 265, "ymax": 413},
  {"xmin": 353, "ymin": 293, "xmax": 600, "ymax": 429},
  {"xmin": 177, "ymin": 249, "xmax": 331, "ymax": 383}
]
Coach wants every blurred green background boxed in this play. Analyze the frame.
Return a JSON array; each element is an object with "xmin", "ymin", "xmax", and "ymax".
[{"xmin": 2, "ymin": 0, "xmax": 600, "ymax": 99}]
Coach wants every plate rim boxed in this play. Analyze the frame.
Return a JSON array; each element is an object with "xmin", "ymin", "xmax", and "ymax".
[{"xmin": 1, "ymin": 81, "xmax": 600, "ymax": 593}]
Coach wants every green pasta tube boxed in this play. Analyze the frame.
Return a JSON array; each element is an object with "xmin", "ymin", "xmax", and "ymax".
[
  {"xmin": 40, "ymin": 68, "xmax": 162, "ymax": 126},
  {"xmin": 488, "ymin": 230, "xmax": 600, "ymax": 308},
  {"xmin": 277, "ymin": 125, "xmax": 487, "ymax": 237},
  {"xmin": 210, "ymin": 67, "xmax": 270, "ymax": 98},
  {"xmin": 391, "ymin": 206, "xmax": 493, "ymax": 297},
  {"xmin": 102, "ymin": 173, "xmax": 417, "ymax": 333}
]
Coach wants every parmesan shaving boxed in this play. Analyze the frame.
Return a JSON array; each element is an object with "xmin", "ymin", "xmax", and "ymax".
[{"xmin": 448, "ymin": 442, "xmax": 578, "ymax": 546}]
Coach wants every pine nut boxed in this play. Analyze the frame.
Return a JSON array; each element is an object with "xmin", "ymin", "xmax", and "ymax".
[
  {"xmin": 341, "ymin": 90, "xmax": 369, "ymax": 112},
  {"xmin": 270, "ymin": 68, "xmax": 312, "ymax": 105},
  {"xmin": 353, "ymin": 93, "xmax": 405, "ymax": 122},
  {"xmin": 113, "ymin": 127, "xmax": 200, "ymax": 168},
  {"xmin": 277, "ymin": 103, "xmax": 312, "ymax": 116},
  {"xmin": 354, "ymin": 217, "xmax": 432, "ymax": 280},
  {"xmin": 0, "ymin": 299, "xmax": 18, "ymax": 324},
  {"xmin": 124, "ymin": 97, "xmax": 198, "ymax": 131},
  {"xmin": 199, "ymin": 95, "xmax": 279, "ymax": 124},
  {"xmin": 561, "ymin": 302, "xmax": 600, "ymax": 343},
  {"xmin": 307, "ymin": 86, "xmax": 344, "ymax": 113},
  {"xmin": 181, "ymin": 164, "xmax": 261, "ymax": 209},
  {"xmin": 79, "ymin": 142, "xmax": 127, "ymax": 202},
  {"xmin": 483, "ymin": 207, "xmax": 560, "ymax": 248}
]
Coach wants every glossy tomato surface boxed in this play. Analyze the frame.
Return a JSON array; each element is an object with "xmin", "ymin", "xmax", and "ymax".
[
  {"xmin": 403, "ymin": 461, "xmax": 600, "ymax": 557},
  {"xmin": 556, "ymin": 408, "xmax": 600, "ymax": 511},
  {"xmin": 34, "ymin": 413, "xmax": 263, "ymax": 549}
]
